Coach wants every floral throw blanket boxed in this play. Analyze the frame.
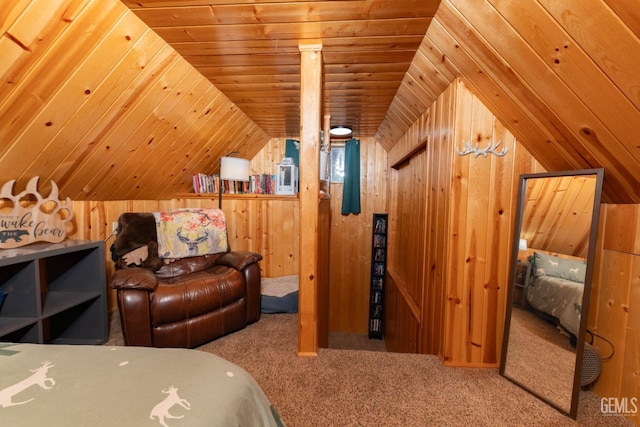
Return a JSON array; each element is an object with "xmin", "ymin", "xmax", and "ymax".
[{"xmin": 153, "ymin": 208, "xmax": 228, "ymax": 259}]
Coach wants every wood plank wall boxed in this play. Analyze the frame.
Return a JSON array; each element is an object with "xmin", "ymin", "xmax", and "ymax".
[
  {"xmin": 385, "ymin": 83, "xmax": 454, "ymax": 355},
  {"xmin": 246, "ymin": 135, "xmax": 390, "ymax": 336},
  {"xmin": 590, "ymin": 204, "xmax": 640, "ymax": 426},
  {"xmin": 385, "ymin": 79, "xmax": 538, "ymax": 366},
  {"xmin": 249, "ymin": 137, "xmax": 288, "ymax": 176},
  {"xmin": 328, "ymin": 137, "xmax": 388, "ymax": 333},
  {"xmin": 385, "ymin": 146, "xmax": 430, "ymax": 354},
  {"xmin": 445, "ymin": 81, "xmax": 531, "ymax": 367}
]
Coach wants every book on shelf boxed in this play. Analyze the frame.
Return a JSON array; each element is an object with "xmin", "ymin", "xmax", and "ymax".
[
  {"xmin": 192, "ymin": 173, "xmax": 277, "ymax": 195},
  {"xmin": 192, "ymin": 173, "xmax": 219, "ymax": 194},
  {"xmin": 249, "ymin": 174, "xmax": 276, "ymax": 194}
]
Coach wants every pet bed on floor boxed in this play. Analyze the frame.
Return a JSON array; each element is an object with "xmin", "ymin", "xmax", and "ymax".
[{"xmin": 261, "ymin": 275, "xmax": 298, "ymax": 313}]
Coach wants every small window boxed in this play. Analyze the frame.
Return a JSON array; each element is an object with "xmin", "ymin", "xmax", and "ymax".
[{"xmin": 330, "ymin": 146, "xmax": 345, "ymax": 183}]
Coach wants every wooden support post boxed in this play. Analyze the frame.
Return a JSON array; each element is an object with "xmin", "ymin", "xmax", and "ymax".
[{"xmin": 298, "ymin": 41, "xmax": 322, "ymax": 356}]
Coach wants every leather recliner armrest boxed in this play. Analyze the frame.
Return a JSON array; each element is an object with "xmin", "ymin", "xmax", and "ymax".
[
  {"xmin": 110, "ymin": 267, "xmax": 159, "ymax": 291},
  {"xmin": 217, "ymin": 251, "xmax": 263, "ymax": 271}
]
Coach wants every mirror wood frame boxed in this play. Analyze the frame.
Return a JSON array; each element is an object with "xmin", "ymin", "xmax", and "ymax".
[{"xmin": 499, "ymin": 168, "xmax": 604, "ymax": 419}]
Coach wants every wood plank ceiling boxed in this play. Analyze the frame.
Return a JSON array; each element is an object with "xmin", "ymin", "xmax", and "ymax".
[
  {"xmin": 121, "ymin": 0, "xmax": 440, "ymax": 138},
  {"xmin": 121, "ymin": 0, "xmax": 640, "ymax": 204},
  {"xmin": 428, "ymin": 0, "xmax": 640, "ymax": 204},
  {"xmin": 0, "ymin": 0, "xmax": 639, "ymax": 203}
]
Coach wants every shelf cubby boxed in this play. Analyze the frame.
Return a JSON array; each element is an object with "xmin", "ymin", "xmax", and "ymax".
[{"xmin": 0, "ymin": 240, "xmax": 107, "ymax": 344}]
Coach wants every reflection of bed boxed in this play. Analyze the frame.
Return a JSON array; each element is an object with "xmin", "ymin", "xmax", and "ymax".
[
  {"xmin": 0, "ymin": 343, "xmax": 284, "ymax": 426},
  {"xmin": 525, "ymin": 252, "xmax": 587, "ymax": 337}
]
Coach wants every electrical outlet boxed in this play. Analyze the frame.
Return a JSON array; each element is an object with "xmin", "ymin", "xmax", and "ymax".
[{"xmin": 112, "ymin": 222, "xmax": 119, "ymax": 235}]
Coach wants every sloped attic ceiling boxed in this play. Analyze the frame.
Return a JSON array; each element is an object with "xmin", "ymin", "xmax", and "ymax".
[
  {"xmin": 0, "ymin": 1, "xmax": 639, "ymax": 203},
  {"xmin": 0, "ymin": 0, "xmax": 271, "ymax": 201},
  {"xmin": 121, "ymin": 0, "xmax": 640, "ymax": 204},
  {"xmin": 121, "ymin": 0, "xmax": 441, "ymax": 138},
  {"xmin": 423, "ymin": 0, "xmax": 640, "ymax": 204}
]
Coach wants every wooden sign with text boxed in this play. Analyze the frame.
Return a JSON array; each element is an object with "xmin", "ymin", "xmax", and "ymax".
[{"xmin": 0, "ymin": 177, "xmax": 74, "ymax": 249}]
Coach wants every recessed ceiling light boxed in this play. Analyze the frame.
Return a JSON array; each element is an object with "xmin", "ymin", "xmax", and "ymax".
[{"xmin": 329, "ymin": 126, "xmax": 352, "ymax": 136}]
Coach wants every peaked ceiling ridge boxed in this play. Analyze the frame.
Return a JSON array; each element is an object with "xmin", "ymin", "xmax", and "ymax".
[{"xmin": 123, "ymin": 0, "xmax": 441, "ymax": 138}]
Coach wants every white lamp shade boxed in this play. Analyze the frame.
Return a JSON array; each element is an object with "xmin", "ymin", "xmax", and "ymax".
[
  {"xmin": 220, "ymin": 157, "xmax": 250, "ymax": 182},
  {"xmin": 518, "ymin": 238, "xmax": 528, "ymax": 251}
]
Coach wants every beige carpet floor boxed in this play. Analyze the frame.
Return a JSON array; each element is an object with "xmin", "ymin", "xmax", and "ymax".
[
  {"xmin": 503, "ymin": 307, "xmax": 576, "ymax": 412},
  {"xmin": 106, "ymin": 312, "xmax": 632, "ymax": 427},
  {"xmin": 327, "ymin": 331, "xmax": 387, "ymax": 352}
]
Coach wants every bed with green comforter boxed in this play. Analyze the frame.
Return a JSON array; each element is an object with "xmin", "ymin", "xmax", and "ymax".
[
  {"xmin": 525, "ymin": 251, "xmax": 587, "ymax": 337},
  {"xmin": 0, "ymin": 343, "xmax": 284, "ymax": 427}
]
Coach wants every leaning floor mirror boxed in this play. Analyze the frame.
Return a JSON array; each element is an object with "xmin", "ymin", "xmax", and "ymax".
[{"xmin": 500, "ymin": 168, "xmax": 604, "ymax": 419}]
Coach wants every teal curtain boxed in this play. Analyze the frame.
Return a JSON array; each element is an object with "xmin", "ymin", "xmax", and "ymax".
[
  {"xmin": 341, "ymin": 138, "xmax": 361, "ymax": 215},
  {"xmin": 285, "ymin": 139, "xmax": 299, "ymax": 166}
]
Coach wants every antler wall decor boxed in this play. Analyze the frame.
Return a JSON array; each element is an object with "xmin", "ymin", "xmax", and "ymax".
[
  {"xmin": 455, "ymin": 140, "xmax": 508, "ymax": 158},
  {"xmin": 0, "ymin": 177, "xmax": 74, "ymax": 249}
]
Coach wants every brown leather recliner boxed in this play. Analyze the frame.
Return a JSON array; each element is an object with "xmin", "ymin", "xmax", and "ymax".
[{"xmin": 109, "ymin": 211, "xmax": 262, "ymax": 348}]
